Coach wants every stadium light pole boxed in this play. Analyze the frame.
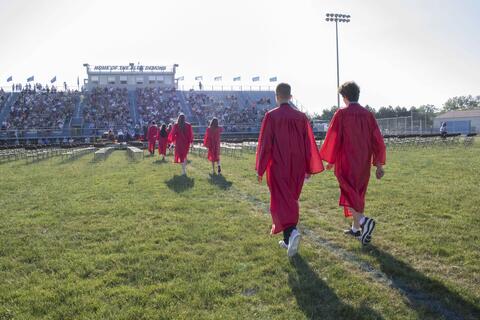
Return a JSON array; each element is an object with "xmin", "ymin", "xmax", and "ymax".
[{"xmin": 325, "ymin": 13, "xmax": 350, "ymax": 108}]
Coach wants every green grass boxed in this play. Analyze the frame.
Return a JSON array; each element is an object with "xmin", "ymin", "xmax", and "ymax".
[{"xmin": 0, "ymin": 143, "xmax": 479, "ymax": 319}]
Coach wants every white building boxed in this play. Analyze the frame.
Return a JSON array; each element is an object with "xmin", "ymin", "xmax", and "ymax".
[
  {"xmin": 433, "ymin": 109, "xmax": 480, "ymax": 134},
  {"xmin": 83, "ymin": 64, "xmax": 178, "ymax": 90}
]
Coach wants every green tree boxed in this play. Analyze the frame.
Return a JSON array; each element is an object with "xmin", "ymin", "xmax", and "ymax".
[{"xmin": 443, "ymin": 95, "xmax": 480, "ymax": 111}]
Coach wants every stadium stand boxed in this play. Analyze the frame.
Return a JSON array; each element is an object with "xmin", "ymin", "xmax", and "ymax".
[{"xmin": 3, "ymin": 89, "xmax": 78, "ymax": 131}]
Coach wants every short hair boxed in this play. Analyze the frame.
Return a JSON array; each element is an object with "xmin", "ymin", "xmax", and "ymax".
[
  {"xmin": 338, "ymin": 81, "xmax": 360, "ymax": 102},
  {"xmin": 276, "ymin": 83, "xmax": 291, "ymax": 98}
]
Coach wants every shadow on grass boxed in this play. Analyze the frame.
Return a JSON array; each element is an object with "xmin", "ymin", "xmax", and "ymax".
[
  {"xmin": 153, "ymin": 158, "xmax": 168, "ymax": 165},
  {"xmin": 289, "ymin": 255, "xmax": 384, "ymax": 320},
  {"xmin": 208, "ymin": 173, "xmax": 233, "ymax": 190},
  {"xmin": 365, "ymin": 245, "xmax": 480, "ymax": 320},
  {"xmin": 165, "ymin": 175, "xmax": 194, "ymax": 193}
]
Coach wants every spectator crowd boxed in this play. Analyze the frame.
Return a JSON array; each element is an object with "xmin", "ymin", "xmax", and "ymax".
[
  {"xmin": 3, "ymin": 89, "xmax": 78, "ymax": 130},
  {"xmin": 136, "ymin": 87, "xmax": 182, "ymax": 126},
  {"xmin": 83, "ymin": 87, "xmax": 133, "ymax": 130}
]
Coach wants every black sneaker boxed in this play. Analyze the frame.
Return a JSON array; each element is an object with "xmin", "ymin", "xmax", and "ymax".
[
  {"xmin": 344, "ymin": 228, "xmax": 361, "ymax": 238},
  {"xmin": 217, "ymin": 165, "xmax": 221, "ymax": 174},
  {"xmin": 360, "ymin": 217, "xmax": 376, "ymax": 245}
]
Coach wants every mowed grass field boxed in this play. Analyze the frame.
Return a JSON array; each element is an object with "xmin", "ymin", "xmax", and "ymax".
[{"xmin": 0, "ymin": 142, "xmax": 479, "ymax": 320}]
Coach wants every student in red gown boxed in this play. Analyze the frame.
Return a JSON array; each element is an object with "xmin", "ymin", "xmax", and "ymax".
[
  {"xmin": 203, "ymin": 117, "xmax": 223, "ymax": 174},
  {"xmin": 157, "ymin": 123, "xmax": 169, "ymax": 160},
  {"xmin": 168, "ymin": 114, "xmax": 194, "ymax": 175},
  {"xmin": 256, "ymin": 83, "xmax": 324, "ymax": 257},
  {"xmin": 320, "ymin": 81, "xmax": 386, "ymax": 245},
  {"xmin": 147, "ymin": 121, "xmax": 158, "ymax": 155}
]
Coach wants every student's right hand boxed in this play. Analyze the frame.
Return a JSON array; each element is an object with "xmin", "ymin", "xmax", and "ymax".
[
  {"xmin": 326, "ymin": 163, "xmax": 334, "ymax": 170},
  {"xmin": 376, "ymin": 166, "xmax": 384, "ymax": 179},
  {"xmin": 257, "ymin": 175, "xmax": 263, "ymax": 183}
]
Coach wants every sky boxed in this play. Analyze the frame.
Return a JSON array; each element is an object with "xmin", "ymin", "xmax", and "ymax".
[{"xmin": 0, "ymin": 0, "xmax": 479, "ymax": 114}]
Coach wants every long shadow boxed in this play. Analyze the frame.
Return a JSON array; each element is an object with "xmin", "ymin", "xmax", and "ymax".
[
  {"xmin": 208, "ymin": 173, "xmax": 233, "ymax": 190},
  {"xmin": 364, "ymin": 245, "xmax": 480, "ymax": 320},
  {"xmin": 165, "ymin": 175, "xmax": 194, "ymax": 193},
  {"xmin": 289, "ymin": 255, "xmax": 384, "ymax": 320},
  {"xmin": 153, "ymin": 158, "xmax": 168, "ymax": 165}
]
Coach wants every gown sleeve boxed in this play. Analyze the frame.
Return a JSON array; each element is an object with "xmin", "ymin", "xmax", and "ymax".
[
  {"xmin": 168, "ymin": 125, "xmax": 176, "ymax": 143},
  {"xmin": 188, "ymin": 124, "xmax": 194, "ymax": 145},
  {"xmin": 305, "ymin": 117, "xmax": 325, "ymax": 174},
  {"xmin": 370, "ymin": 113, "xmax": 386, "ymax": 166},
  {"xmin": 319, "ymin": 110, "xmax": 342, "ymax": 164},
  {"xmin": 203, "ymin": 128, "xmax": 209, "ymax": 147},
  {"xmin": 256, "ymin": 112, "xmax": 273, "ymax": 177}
]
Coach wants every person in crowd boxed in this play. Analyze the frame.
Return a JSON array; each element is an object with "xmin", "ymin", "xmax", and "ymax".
[
  {"xmin": 147, "ymin": 121, "xmax": 158, "ymax": 155},
  {"xmin": 157, "ymin": 123, "xmax": 169, "ymax": 161},
  {"xmin": 320, "ymin": 81, "xmax": 386, "ymax": 245},
  {"xmin": 203, "ymin": 117, "xmax": 223, "ymax": 174},
  {"xmin": 168, "ymin": 114, "xmax": 193, "ymax": 175},
  {"xmin": 440, "ymin": 122, "xmax": 447, "ymax": 138},
  {"xmin": 256, "ymin": 83, "xmax": 324, "ymax": 257}
]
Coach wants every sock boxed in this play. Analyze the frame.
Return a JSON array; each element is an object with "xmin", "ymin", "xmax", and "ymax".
[
  {"xmin": 359, "ymin": 216, "xmax": 366, "ymax": 226},
  {"xmin": 181, "ymin": 162, "xmax": 186, "ymax": 174},
  {"xmin": 351, "ymin": 226, "xmax": 359, "ymax": 233}
]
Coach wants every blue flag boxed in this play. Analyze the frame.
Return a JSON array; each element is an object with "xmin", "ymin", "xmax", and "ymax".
[
  {"xmin": 7, "ymin": 76, "xmax": 12, "ymax": 82},
  {"xmin": 51, "ymin": 76, "xmax": 56, "ymax": 83},
  {"xmin": 214, "ymin": 76, "xmax": 222, "ymax": 81},
  {"xmin": 269, "ymin": 77, "xmax": 277, "ymax": 82},
  {"xmin": 233, "ymin": 76, "xmax": 241, "ymax": 81},
  {"xmin": 27, "ymin": 76, "xmax": 34, "ymax": 82},
  {"xmin": 252, "ymin": 76, "xmax": 260, "ymax": 82}
]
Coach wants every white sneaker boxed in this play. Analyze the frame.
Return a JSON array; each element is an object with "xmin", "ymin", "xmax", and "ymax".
[
  {"xmin": 278, "ymin": 240, "xmax": 288, "ymax": 249},
  {"xmin": 287, "ymin": 229, "xmax": 301, "ymax": 257}
]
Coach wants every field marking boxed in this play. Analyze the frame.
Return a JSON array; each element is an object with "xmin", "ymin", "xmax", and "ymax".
[{"xmin": 188, "ymin": 158, "xmax": 466, "ymax": 320}]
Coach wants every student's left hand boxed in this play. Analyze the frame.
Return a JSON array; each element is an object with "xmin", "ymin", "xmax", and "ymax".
[{"xmin": 326, "ymin": 163, "xmax": 334, "ymax": 170}]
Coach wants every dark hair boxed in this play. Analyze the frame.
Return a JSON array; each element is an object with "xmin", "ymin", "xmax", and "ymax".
[
  {"xmin": 177, "ymin": 114, "xmax": 186, "ymax": 130},
  {"xmin": 151, "ymin": 120, "xmax": 156, "ymax": 125},
  {"xmin": 209, "ymin": 117, "xmax": 219, "ymax": 128},
  {"xmin": 159, "ymin": 124, "xmax": 168, "ymax": 137},
  {"xmin": 338, "ymin": 81, "xmax": 360, "ymax": 102},
  {"xmin": 276, "ymin": 83, "xmax": 291, "ymax": 98}
]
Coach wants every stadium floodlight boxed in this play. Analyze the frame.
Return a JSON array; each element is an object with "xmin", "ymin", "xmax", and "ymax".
[{"xmin": 325, "ymin": 12, "xmax": 351, "ymax": 108}]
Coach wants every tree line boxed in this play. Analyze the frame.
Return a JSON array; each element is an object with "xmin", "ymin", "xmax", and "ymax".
[{"xmin": 312, "ymin": 95, "xmax": 480, "ymax": 121}]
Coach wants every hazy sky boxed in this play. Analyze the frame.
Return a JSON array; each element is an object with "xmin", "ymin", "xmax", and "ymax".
[{"xmin": 0, "ymin": 0, "xmax": 478, "ymax": 114}]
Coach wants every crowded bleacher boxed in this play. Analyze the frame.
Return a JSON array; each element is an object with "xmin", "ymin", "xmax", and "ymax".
[
  {"xmin": 83, "ymin": 87, "xmax": 133, "ymax": 130},
  {"xmin": 186, "ymin": 92, "xmax": 271, "ymax": 131},
  {"xmin": 3, "ymin": 88, "xmax": 78, "ymax": 130},
  {"xmin": 136, "ymin": 87, "xmax": 181, "ymax": 126}
]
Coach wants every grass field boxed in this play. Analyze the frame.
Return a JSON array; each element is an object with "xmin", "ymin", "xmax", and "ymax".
[{"xmin": 0, "ymin": 142, "xmax": 479, "ymax": 319}]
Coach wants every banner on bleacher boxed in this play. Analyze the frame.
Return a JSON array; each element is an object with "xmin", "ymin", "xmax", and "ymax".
[
  {"xmin": 214, "ymin": 76, "xmax": 222, "ymax": 81},
  {"xmin": 269, "ymin": 77, "xmax": 277, "ymax": 82},
  {"xmin": 195, "ymin": 76, "xmax": 203, "ymax": 80},
  {"xmin": 252, "ymin": 76, "xmax": 260, "ymax": 82},
  {"xmin": 176, "ymin": 76, "xmax": 184, "ymax": 81},
  {"xmin": 233, "ymin": 76, "xmax": 241, "ymax": 81}
]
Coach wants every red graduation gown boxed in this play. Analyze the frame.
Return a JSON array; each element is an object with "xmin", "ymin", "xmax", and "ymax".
[
  {"xmin": 203, "ymin": 127, "xmax": 223, "ymax": 162},
  {"xmin": 256, "ymin": 103, "xmax": 324, "ymax": 234},
  {"xmin": 168, "ymin": 123, "xmax": 194, "ymax": 163},
  {"xmin": 158, "ymin": 133, "xmax": 169, "ymax": 156},
  {"xmin": 319, "ymin": 103, "xmax": 386, "ymax": 217},
  {"xmin": 147, "ymin": 125, "xmax": 158, "ymax": 153}
]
